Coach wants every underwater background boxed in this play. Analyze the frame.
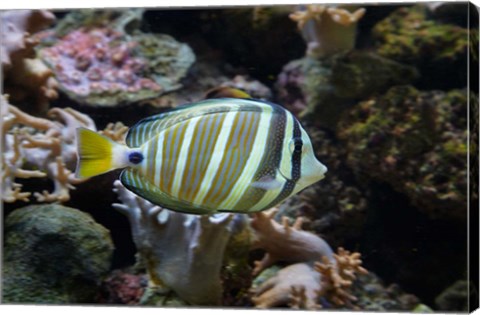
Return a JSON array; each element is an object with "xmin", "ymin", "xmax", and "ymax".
[{"xmin": 1, "ymin": 2, "xmax": 478, "ymax": 311}]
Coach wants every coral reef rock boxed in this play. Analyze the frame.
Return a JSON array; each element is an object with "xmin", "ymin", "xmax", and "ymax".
[
  {"xmin": 112, "ymin": 180, "xmax": 249, "ymax": 306},
  {"xmin": 351, "ymin": 272, "xmax": 425, "ymax": 311},
  {"xmin": 338, "ymin": 85, "xmax": 467, "ymax": 220},
  {"xmin": 372, "ymin": 5, "xmax": 468, "ymax": 89},
  {"xmin": 275, "ymin": 52, "xmax": 418, "ymax": 129},
  {"xmin": 1, "ymin": 95, "xmax": 96, "ymax": 203},
  {"xmin": 37, "ymin": 27, "xmax": 195, "ymax": 107},
  {"xmin": 2, "ymin": 204, "xmax": 114, "ymax": 303},
  {"xmin": 33, "ymin": 9, "xmax": 195, "ymax": 107},
  {"xmin": 197, "ymin": 6, "xmax": 304, "ymax": 84}
]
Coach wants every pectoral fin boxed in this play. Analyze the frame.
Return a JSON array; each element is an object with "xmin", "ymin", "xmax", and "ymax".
[{"xmin": 250, "ymin": 175, "xmax": 283, "ymax": 191}]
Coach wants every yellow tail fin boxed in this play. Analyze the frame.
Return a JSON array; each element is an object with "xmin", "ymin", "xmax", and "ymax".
[{"xmin": 75, "ymin": 127, "xmax": 124, "ymax": 179}]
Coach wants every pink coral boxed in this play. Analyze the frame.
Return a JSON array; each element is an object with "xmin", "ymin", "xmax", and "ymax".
[
  {"xmin": 250, "ymin": 208, "xmax": 334, "ymax": 276},
  {"xmin": 249, "ymin": 208, "xmax": 368, "ymax": 310},
  {"xmin": 251, "ymin": 263, "xmax": 321, "ymax": 309},
  {"xmin": 39, "ymin": 28, "xmax": 162, "ymax": 99},
  {"xmin": 314, "ymin": 247, "xmax": 368, "ymax": 307}
]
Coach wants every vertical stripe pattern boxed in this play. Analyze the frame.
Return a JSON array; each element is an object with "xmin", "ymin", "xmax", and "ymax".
[{"xmin": 125, "ymin": 99, "xmax": 311, "ymax": 214}]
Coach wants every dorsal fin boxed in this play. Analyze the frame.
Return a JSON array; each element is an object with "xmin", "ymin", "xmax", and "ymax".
[{"xmin": 126, "ymin": 98, "xmax": 261, "ymax": 148}]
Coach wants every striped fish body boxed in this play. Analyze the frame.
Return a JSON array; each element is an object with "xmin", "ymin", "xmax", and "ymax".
[{"xmin": 76, "ymin": 98, "xmax": 327, "ymax": 214}]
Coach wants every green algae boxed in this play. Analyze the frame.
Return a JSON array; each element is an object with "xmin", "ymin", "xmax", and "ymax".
[
  {"xmin": 338, "ymin": 85, "xmax": 468, "ymax": 220},
  {"xmin": 2, "ymin": 204, "xmax": 114, "ymax": 304},
  {"xmin": 372, "ymin": 5, "xmax": 468, "ymax": 89},
  {"xmin": 373, "ymin": 6, "xmax": 468, "ymax": 63},
  {"xmin": 291, "ymin": 52, "xmax": 417, "ymax": 129}
]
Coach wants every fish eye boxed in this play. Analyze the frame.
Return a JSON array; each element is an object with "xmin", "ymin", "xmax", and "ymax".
[
  {"xmin": 290, "ymin": 137, "xmax": 303, "ymax": 154},
  {"xmin": 129, "ymin": 152, "xmax": 144, "ymax": 165}
]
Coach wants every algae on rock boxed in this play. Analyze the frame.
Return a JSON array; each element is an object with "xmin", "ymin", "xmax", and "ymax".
[
  {"xmin": 2, "ymin": 204, "xmax": 114, "ymax": 303},
  {"xmin": 337, "ymin": 85, "xmax": 467, "ymax": 220},
  {"xmin": 372, "ymin": 5, "xmax": 468, "ymax": 89},
  {"xmin": 276, "ymin": 52, "xmax": 418, "ymax": 129}
]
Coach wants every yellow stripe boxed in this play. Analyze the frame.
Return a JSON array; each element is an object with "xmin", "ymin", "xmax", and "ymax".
[
  {"xmin": 182, "ymin": 114, "xmax": 218, "ymax": 201},
  {"xmin": 171, "ymin": 117, "xmax": 200, "ymax": 198},
  {"xmin": 218, "ymin": 106, "xmax": 273, "ymax": 209},
  {"xmin": 148, "ymin": 136, "xmax": 159, "ymax": 184},
  {"xmin": 165, "ymin": 122, "xmax": 189, "ymax": 195},
  {"xmin": 153, "ymin": 133, "xmax": 164, "ymax": 187},
  {"xmin": 193, "ymin": 111, "xmax": 237, "ymax": 205},
  {"xmin": 202, "ymin": 112, "xmax": 244, "ymax": 205}
]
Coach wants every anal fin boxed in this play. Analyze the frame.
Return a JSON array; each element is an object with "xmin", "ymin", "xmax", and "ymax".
[{"xmin": 120, "ymin": 169, "xmax": 216, "ymax": 215}]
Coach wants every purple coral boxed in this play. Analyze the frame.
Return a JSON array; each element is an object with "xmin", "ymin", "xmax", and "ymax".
[{"xmin": 40, "ymin": 28, "xmax": 162, "ymax": 98}]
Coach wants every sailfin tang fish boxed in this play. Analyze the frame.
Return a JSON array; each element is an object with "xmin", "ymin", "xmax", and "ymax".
[{"xmin": 75, "ymin": 98, "xmax": 327, "ymax": 215}]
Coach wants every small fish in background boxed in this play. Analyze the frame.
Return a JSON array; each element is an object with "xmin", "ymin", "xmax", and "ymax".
[
  {"xmin": 204, "ymin": 86, "xmax": 252, "ymax": 99},
  {"xmin": 75, "ymin": 95, "xmax": 327, "ymax": 215}
]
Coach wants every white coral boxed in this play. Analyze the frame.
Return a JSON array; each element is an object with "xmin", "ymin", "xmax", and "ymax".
[
  {"xmin": 1, "ymin": 95, "xmax": 95, "ymax": 202},
  {"xmin": 289, "ymin": 5, "xmax": 366, "ymax": 58},
  {"xmin": 112, "ymin": 180, "xmax": 249, "ymax": 305},
  {"xmin": 1, "ymin": 10, "xmax": 58, "ymax": 111}
]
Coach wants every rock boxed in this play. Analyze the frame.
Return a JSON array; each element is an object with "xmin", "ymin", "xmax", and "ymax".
[
  {"xmin": 351, "ymin": 272, "xmax": 423, "ymax": 311},
  {"xmin": 372, "ymin": 5, "xmax": 468, "ymax": 90},
  {"xmin": 275, "ymin": 52, "xmax": 418, "ymax": 130},
  {"xmin": 37, "ymin": 10, "xmax": 195, "ymax": 107},
  {"xmin": 338, "ymin": 85, "xmax": 468, "ymax": 221},
  {"xmin": 434, "ymin": 280, "xmax": 469, "ymax": 311},
  {"xmin": 2, "ymin": 204, "xmax": 114, "ymax": 303}
]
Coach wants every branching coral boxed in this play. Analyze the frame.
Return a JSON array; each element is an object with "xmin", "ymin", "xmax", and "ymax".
[
  {"xmin": 1, "ymin": 95, "xmax": 96, "ymax": 203},
  {"xmin": 289, "ymin": 4, "xmax": 365, "ymax": 58},
  {"xmin": 99, "ymin": 122, "xmax": 128, "ymax": 144},
  {"xmin": 249, "ymin": 208, "xmax": 368, "ymax": 310},
  {"xmin": 112, "ymin": 180, "xmax": 249, "ymax": 305},
  {"xmin": 315, "ymin": 247, "xmax": 368, "ymax": 308}
]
